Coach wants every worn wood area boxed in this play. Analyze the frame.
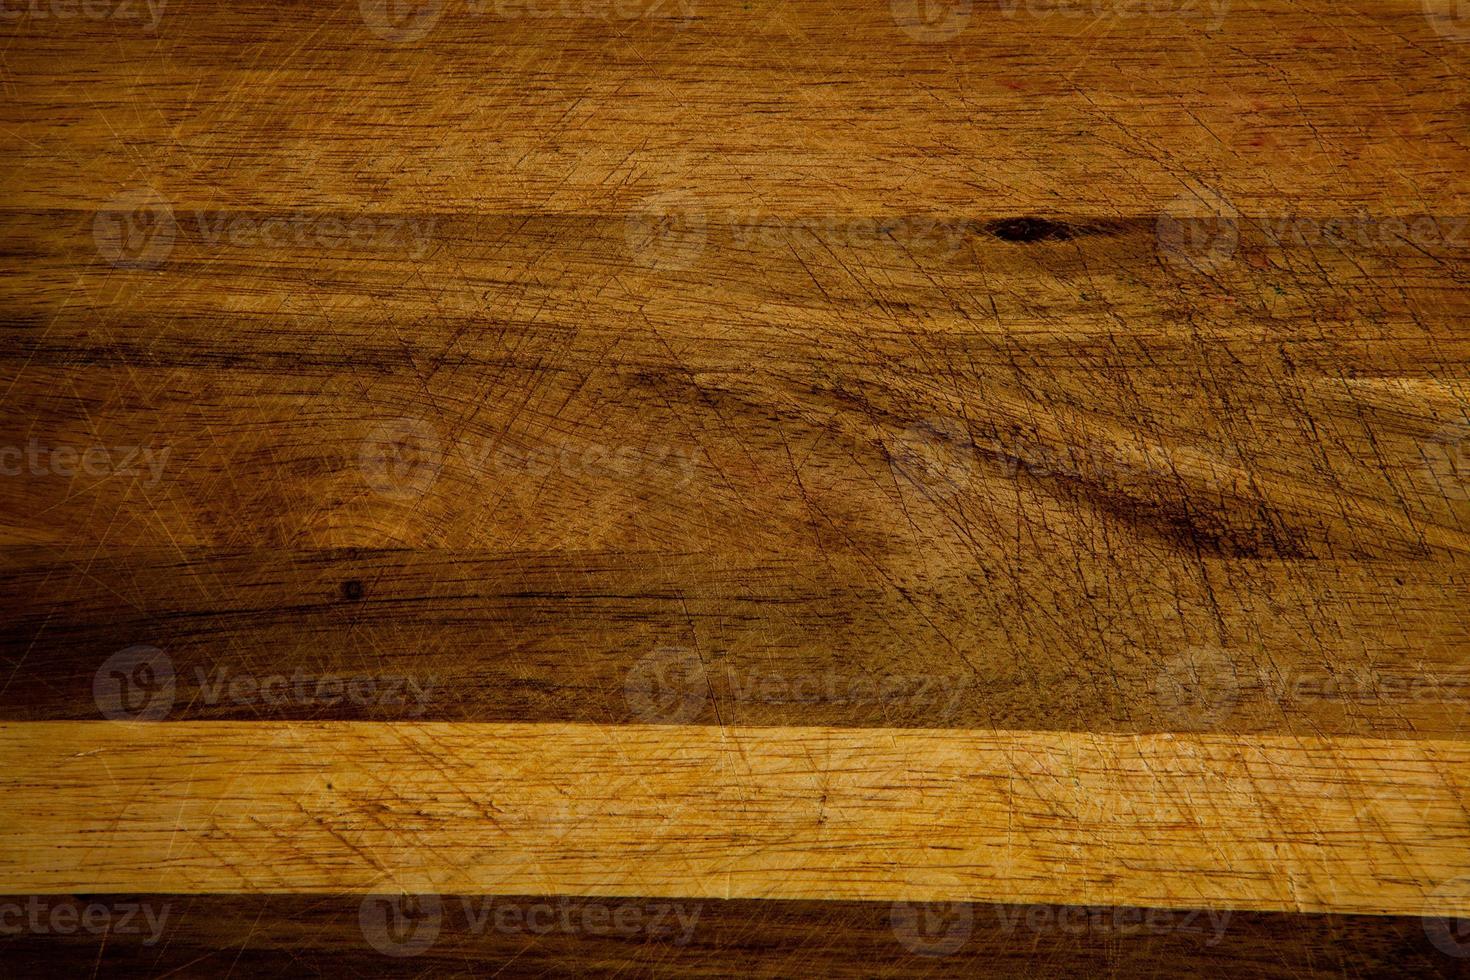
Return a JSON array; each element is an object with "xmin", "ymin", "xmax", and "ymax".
[
  {"xmin": 1, "ymin": 893, "xmax": 1461, "ymax": 978},
  {"xmin": 3, "ymin": 0, "xmax": 1468, "ymax": 213},
  {"xmin": 2, "ymin": 721, "xmax": 1468, "ymax": 917},
  {"xmin": 4, "ymin": 0, "xmax": 1470, "ymax": 974}
]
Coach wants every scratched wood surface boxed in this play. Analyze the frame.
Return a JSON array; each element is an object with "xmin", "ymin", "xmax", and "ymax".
[
  {"xmin": 3, "ymin": 0, "xmax": 1470, "ymax": 975},
  {"xmin": 7, "ymin": 722, "xmax": 1470, "ymax": 915}
]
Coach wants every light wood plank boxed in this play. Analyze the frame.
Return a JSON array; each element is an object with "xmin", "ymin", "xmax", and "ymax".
[{"xmin": 2, "ymin": 721, "xmax": 1468, "ymax": 915}]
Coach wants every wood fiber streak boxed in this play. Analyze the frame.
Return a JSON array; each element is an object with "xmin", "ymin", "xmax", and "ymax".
[
  {"xmin": 1, "ymin": 722, "xmax": 1467, "ymax": 916},
  {"xmin": 2, "ymin": 1, "xmax": 1468, "ymax": 213},
  {"xmin": 4, "ymin": 0, "xmax": 1470, "ymax": 973},
  {"xmin": 0, "ymin": 894, "xmax": 1460, "ymax": 978},
  {"xmin": 2, "ymin": 547, "xmax": 1469, "ymax": 735},
  {"xmin": 4, "ymin": 212, "xmax": 1470, "ymax": 735}
]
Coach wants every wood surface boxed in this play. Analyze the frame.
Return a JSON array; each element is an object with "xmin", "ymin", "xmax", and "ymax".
[
  {"xmin": 4, "ymin": 0, "xmax": 1470, "ymax": 974},
  {"xmin": 5, "ymin": 721, "xmax": 1470, "ymax": 916},
  {"xmin": 4, "ymin": 893, "xmax": 1463, "ymax": 979}
]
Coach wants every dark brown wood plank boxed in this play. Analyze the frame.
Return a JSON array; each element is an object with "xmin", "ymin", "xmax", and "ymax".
[
  {"xmin": 1, "ymin": 547, "xmax": 1468, "ymax": 735},
  {"xmin": 0, "ymin": 894, "xmax": 1464, "ymax": 978},
  {"xmin": 2, "ymin": 211, "xmax": 1469, "ymax": 733}
]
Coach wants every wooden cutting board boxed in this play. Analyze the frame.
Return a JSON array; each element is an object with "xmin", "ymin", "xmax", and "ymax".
[{"xmin": 3, "ymin": 0, "xmax": 1470, "ymax": 974}]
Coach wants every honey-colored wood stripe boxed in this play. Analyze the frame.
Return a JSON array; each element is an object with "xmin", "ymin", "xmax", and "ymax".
[
  {"xmin": 2, "ymin": 722, "xmax": 1467, "ymax": 915},
  {"xmin": 0, "ymin": 894, "xmax": 1462, "ymax": 977},
  {"xmin": 2, "ymin": 0, "xmax": 1466, "ymax": 214}
]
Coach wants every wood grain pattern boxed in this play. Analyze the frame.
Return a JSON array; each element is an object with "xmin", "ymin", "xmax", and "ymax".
[
  {"xmin": 5, "ymin": 0, "xmax": 1470, "ymax": 973},
  {"xmin": 3, "ymin": 0, "xmax": 1468, "ymax": 213},
  {"xmin": 3, "ymin": 721, "xmax": 1468, "ymax": 916},
  {"xmin": 6, "ymin": 214, "xmax": 1470, "ymax": 562},
  {"xmin": 5, "ymin": 211, "xmax": 1470, "ymax": 737},
  {"xmin": 5, "ymin": 546, "xmax": 1470, "ymax": 734},
  {"xmin": 1, "ymin": 893, "xmax": 1462, "ymax": 978}
]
